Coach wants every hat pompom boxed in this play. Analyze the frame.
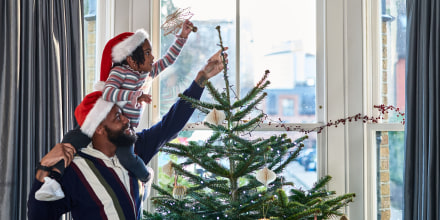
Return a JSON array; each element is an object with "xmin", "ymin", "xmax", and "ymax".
[{"xmin": 94, "ymin": 81, "xmax": 105, "ymax": 91}]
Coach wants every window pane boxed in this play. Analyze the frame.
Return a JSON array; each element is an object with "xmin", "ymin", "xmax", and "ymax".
[
  {"xmin": 157, "ymin": 0, "xmax": 318, "ymax": 198},
  {"xmin": 240, "ymin": 0, "xmax": 317, "ymax": 123},
  {"xmin": 378, "ymin": 0, "xmax": 406, "ymax": 123},
  {"xmin": 376, "ymin": 131, "xmax": 404, "ymax": 220},
  {"xmin": 159, "ymin": 0, "xmax": 236, "ymax": 120},
  {"xmin": 83, "ymin": 0, "xmax": 97, "ymax": 94},
  {"xmin": 282, "ymin": 99, "xmax": 295, "ymax": 116},
  {"xmin": 159, "ymin": 131, "xmax": 317, "ymax": 190}
]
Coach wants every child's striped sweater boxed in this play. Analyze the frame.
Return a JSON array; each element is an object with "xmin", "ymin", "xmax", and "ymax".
[{"xmin": 103, "ymin": 37, "xmax": 187, "ymax": 127}]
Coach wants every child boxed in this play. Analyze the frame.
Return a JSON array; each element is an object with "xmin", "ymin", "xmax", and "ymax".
[{"xmin": 35, "ymin": 20, "xmax": 195, "ymax": 201}]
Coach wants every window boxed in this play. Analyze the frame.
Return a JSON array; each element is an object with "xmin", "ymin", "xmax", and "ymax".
[
  {"xmin": 83, "ymin": 0, "xmax": 97, "ymax": 94},
  {"xmin": 156, "ymin": 0, "xmax": 319, "ymax": 191},
  {"xmin": 366, "ymin": 0, "xmax": 406, "ymax": 219},
  {"xmin": 90, "ymin": 0, "xmax": 406, "ymax": 218}
]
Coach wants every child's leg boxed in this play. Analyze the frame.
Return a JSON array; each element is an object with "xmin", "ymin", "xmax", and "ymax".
[
  {"xmin": 116, "ymin": 146, "xmax": 150, "ymax": 182},
  {"xmin": 53, "ymin": 126, "xmax": 91, "ymax": 177},
  {"xmin": 35, "ymin": 127, "xmax": 89, "ymax": 201},
  {"xmin": 62, "ymin": 126, "xmax": 92, "ymax": 150}
]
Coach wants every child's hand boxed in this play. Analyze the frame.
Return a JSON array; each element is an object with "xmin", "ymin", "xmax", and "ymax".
[
  {"xmin": 137, "ymin": 94, "xmax": 152, "ymax": 104},
  {"xmin": 178, "ymin": 20, "xmax": 195, "ymax": 39}
]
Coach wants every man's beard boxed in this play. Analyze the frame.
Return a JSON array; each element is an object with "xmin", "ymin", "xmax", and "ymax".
[{"xmin": 104, "ymin": 125, "xmax": 137, "ymax": 148}]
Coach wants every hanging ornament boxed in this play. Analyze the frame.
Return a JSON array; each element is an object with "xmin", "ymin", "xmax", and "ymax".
[
  {"xmin": 173, "ymin": 185, "xmax": 187, "ymax": 200},
  {"xmin": 204, "ymin": 108, "xmax": 226, "ymax": 125},
  {"xmin": 162, "ymin": 160, "xmax": 174, "ymax": 177},
  {"xmin": 172, "ymin": 175, "xmax": 187, "ymax": 200},
  {"xmin": 256, "ymin": 167, "xmax": 276, "ymax": 187}
]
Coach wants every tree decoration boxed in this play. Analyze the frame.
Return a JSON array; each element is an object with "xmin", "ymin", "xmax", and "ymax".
[
  {"xmin": 259, "ymin": 104, "xmax": 405, "ymax": 134},
  {"xmin": 256, "ymin": 167, "xmax": 277, "ymax": 187},
  {"xmin": 204, "ymin": 108, "xmax": 226, "ymax": 125},
  {"xmin": 180, "ymin": 103, "xmax": 405, "ymax": 135},
  {"xmin": 172, "ymin": 185, "xmax": 187, "ymax": 200},
  {"xmin": 162, "ymin": 160, "xmax": 174, "ymax": 177},
  {"xmin": 161, "ymin": 7, "xmax": 198, "ymax": 36},
  {"xmin": 172, "ymin": 175, "xmax": 187, "ymax": 200}
]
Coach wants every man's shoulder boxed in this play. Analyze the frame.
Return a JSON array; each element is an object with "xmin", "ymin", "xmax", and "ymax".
[
  {"xmin": 68, "ymin": 152, "xmax": 98, "ymax": 169},
  {"xmin": 72, "ymin": 154, "xmax": 86, "ymax": 164},
  {"xmin": 64, "ymin": 152, "xmax": 101, "ymax": 182},
  {"xmin": 64, "ymin": 154, "xmax": 87, "ymax": 174},
  {"xmin": 74, "ymin": 151, "xmax": 99, "ymax": 162}
]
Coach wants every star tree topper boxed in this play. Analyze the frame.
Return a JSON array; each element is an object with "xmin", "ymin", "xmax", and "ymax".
[{"xmin": 161, "ymin": 7, "xmax": 198, "ymax": 36}]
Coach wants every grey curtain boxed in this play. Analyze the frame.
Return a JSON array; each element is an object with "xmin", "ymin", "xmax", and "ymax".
[
  {"xmin": 0, "ymin": 0, "xmax": 83, "ymax": 219},
  {"xmin": 404, "ymin": 0, "xmax": 440, "ymax": 219}
]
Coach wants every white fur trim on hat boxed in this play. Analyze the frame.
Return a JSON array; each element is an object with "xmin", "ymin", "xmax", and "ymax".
[
  {"xmin": 80, "ymin": 98, "xmax": 115, "ymax": 137},
  {"xmin": 94, "ymin": 81, "xmax": 105, "ymax": 91},
  {"xmin": 112, "ymin": 29, "xmax": 149, "ymax": 63}
]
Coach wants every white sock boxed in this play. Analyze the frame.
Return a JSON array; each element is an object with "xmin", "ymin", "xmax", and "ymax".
[{"xmin": 143, "ymin": 167, "xmax": 155, "ymax": 200}]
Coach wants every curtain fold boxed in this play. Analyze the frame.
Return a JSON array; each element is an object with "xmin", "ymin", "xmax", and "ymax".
[
  {"xmin": 0, "ymin": 0, "xmax": 83, "ymax": 219},
  {"xmin": 0, "ymin": 0, "xmax": 20, "ymax": 218},
  {"xmin": 404, "ymin": 0, "xmax": 440, "ymax": 219}
]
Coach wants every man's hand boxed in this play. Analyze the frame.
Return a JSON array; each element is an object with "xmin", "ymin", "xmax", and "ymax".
[
  {"xmin": 137, "ymin": 94, "xmax": 152, "ymax": 104},
  {"xmin": 195, "ymin": 47, "xmax": 229, "ymax": 87},
  {"xmin": 36, "ymin": 143, "xmax": 76, "ymax": 182}
]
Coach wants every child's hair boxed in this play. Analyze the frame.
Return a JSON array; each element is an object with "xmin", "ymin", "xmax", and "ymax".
[{"xmin": 113, "ymin": 43, "xmax": 146, "ymax": 68}]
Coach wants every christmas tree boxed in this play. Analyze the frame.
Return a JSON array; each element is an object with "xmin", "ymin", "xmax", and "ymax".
[{"xmin": 144, "ymin": 26, "xmax": 355, "ymax": 220}]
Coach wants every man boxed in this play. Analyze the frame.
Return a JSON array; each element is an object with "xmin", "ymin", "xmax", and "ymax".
[{"xmin": 27, "ymin": 49, "xmax": 228, "ymax": 219}]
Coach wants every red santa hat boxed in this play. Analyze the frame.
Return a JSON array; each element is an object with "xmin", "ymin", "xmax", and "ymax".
[
  {"xmin": 95, "ymin": 29, "xmax": 149, "ymax": 91},
  {"xmin": 74, "ymin": 91, "xmax": 116, "ymax": 137}
]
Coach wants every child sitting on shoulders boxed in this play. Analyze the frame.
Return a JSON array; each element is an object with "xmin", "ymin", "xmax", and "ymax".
[{"xmin": 35, "ymin": 20, "xmax": 195, "ymax": 201}]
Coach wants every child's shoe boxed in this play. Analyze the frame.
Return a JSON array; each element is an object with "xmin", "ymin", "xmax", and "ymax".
[{"xmin": 35, "ymin": 177, "xmax": 65, "ymax": 201}]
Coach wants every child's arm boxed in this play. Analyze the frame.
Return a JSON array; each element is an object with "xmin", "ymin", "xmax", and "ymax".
[
  {"xmin": 103, "ymin": 70, "xmax": 143, "ymax": 106},
  {"xmin": 150, "ymin": 20, "xmax": 194, "ymax": 78}
]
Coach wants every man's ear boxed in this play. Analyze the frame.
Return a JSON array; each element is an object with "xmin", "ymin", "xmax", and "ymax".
[{"xmin": 95, "ymin": 124, "xmax": 106, "ymax": 135}]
